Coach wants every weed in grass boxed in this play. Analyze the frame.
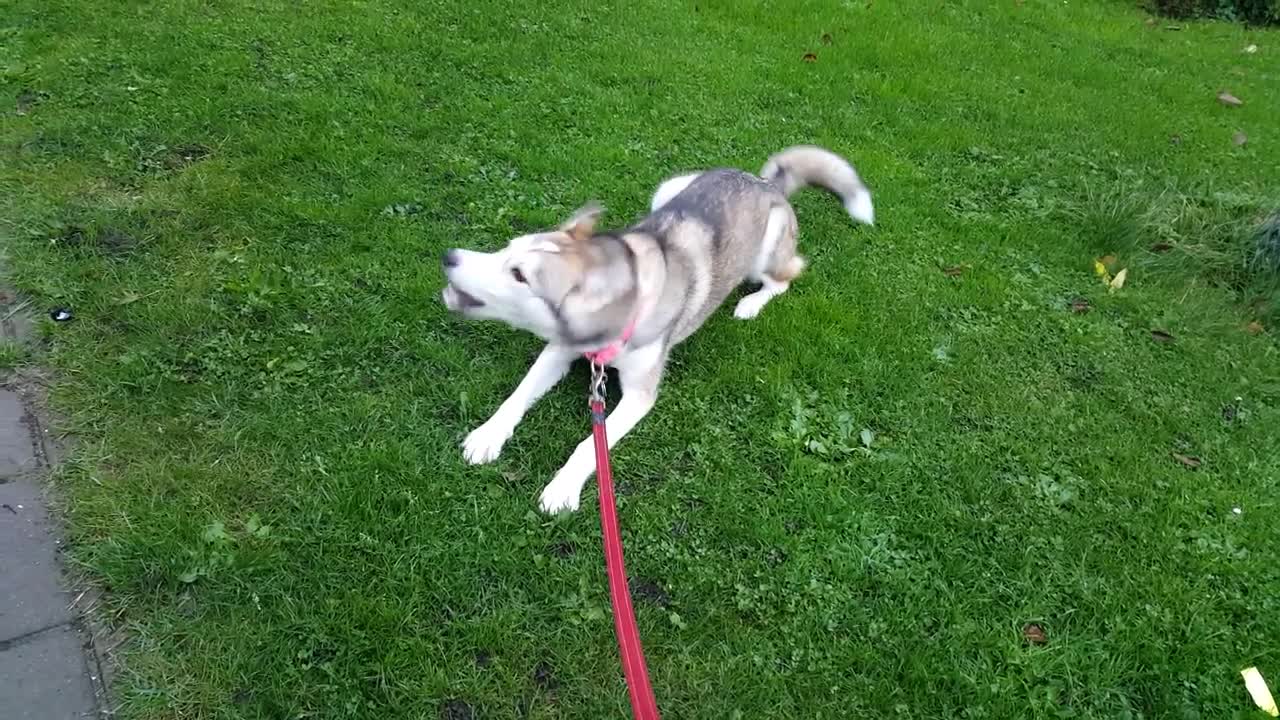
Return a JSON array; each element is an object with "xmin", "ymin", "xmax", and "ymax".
[
  {"xmin": 1249, "ymin": 210, "xmax": 1280, "ymax": 278},
  {"xmin": 0, "ymin": 340, "xmax": 28, "ymax": 370}
]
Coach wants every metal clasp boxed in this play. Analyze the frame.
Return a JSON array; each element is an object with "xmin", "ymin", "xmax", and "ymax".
[{"xmin": 589, "ymin": 360, "xmax": 607, "ymax": 404}]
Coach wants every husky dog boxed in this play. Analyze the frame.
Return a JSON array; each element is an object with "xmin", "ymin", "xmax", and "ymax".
[{"xmin": 441, "ymin": 145, "xmax": 873, "ymax": 512}]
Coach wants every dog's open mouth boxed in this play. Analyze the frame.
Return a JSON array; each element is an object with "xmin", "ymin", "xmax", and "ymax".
[{"xmin": 443, "ymin": 284, "xmax": 484, "ymax": 312}]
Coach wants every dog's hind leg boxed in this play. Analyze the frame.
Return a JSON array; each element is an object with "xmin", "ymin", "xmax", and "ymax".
[
  {"xmin": 734, "ymin": 206, "xmax": 802, "ymax": 320},
  {"xmin": 733, "ymin": 275, "xmax": 790, "ymax": 319},
  {"xmin": 538, "ymin": 342, "xmax": 666, "ymax": 513}
]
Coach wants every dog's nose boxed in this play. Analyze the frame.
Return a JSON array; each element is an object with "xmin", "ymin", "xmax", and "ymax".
[{"xmin": 442, "ymin": 249, "xmax": 460, "ymax": 269}]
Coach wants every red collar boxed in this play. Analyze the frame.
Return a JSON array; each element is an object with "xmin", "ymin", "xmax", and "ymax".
[{"xmin": 582, "ymin": 317, "xmax": 637, "ymax": 365}]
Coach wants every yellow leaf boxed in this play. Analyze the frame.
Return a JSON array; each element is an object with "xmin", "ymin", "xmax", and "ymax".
[
  {"xmin": 1242, "ymin": 667, "xmax": 1279, "ymax": 717},
  {"xmin": 1108, "ymin": 268, "xmax": 1128, "ymax": 292},
  {"xmin": 1094, "ymin": 260, "xmax": 1112, "ymax": 286}
]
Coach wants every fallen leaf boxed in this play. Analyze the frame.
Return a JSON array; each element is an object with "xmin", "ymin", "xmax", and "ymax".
[
  {"xmin": 1244, "ymin": 44, "xmax": 1258, "ymax": 54},
  {"xmin": 1217, "ymin": 90, "xmax": 1244, "ymax": 107},
  {"xmin": 1022, "ymin": 623, "xmax": 1048, "ymax": 645},
  {"xmin": 802, "ymin": 52, "xmax": 817, "ymax": 63},
  {"xmin": 1070, "ymin": 298, "xmax": 1092, "ymax": 314},
  {"xmin": 1098, "ymin": 254, "xmax": 1117, "ymax": 267},
  {"xmin": 1150, "ymin": 242, "xmax": 1173, "ymax": 252},
  {"xmin": 1241, "ymin": 666, "xmax": 1279, "ymax": 718},
  {"xmin": 1246, "ymin": 321, "xmax": 1264, "ymax": 335},
  {"xmin": 859, "ymin": 428, "xmax": 875, "ymax": 449},
  {"xmin": 820, "ymin": 33, "xmax": 833, "ymax": 45},
  {"xmin": 942, "ymin": 265, "xmax": 966, "ymax": 277},
  {"xmin": 1150, "ymin": 329, "xmax": 1175, "ymax": 344},
  {"xmin": 1233, "ymin": 131, "xmax": 1248, "ymax": 146},
  {"xmin": 1172, "ymin": 453, "xmax": 1202, "ymax": 469},
  {"xmin": 1108, "ymin": 268, "xmax": 1128, "ymax": 292},
  {"xmin": 1093, "ymin": 260, "xmax": 1111, "ymax": 285}
]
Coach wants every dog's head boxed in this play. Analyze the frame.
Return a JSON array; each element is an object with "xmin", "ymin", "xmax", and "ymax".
[{"xmin": 441, "ymin": 204, "xmax": 638, "ymax": 347}]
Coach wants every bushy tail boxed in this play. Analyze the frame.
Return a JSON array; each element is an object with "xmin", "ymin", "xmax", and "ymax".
[{"xmin": 760, "ymin": 145, "xmax": 874, "ymax": 225}]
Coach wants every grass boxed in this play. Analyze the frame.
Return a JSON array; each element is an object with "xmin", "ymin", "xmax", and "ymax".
[{"xmin": 3, "ymin": 0, "xmax": 1280, "ymax": 718}]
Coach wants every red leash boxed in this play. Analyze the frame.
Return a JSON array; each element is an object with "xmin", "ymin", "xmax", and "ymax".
[{"xmin": 589, "ymin": 363, "xmax": 661, "ymax": 720}]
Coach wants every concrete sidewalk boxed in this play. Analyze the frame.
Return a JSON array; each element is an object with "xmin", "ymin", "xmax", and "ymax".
[{"xmin": 2, "ymin": 294, "xmax": 103, "ymax": 718}]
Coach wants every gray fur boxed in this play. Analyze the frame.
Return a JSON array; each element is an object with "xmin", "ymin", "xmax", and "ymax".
[{"xmin": 625, "ymin": 168, "xmax": 791, "ymax": 344}]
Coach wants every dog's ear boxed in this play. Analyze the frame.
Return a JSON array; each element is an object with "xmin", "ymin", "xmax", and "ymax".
[{"xmin": 559, "ymin": 203, "xmax": 604, "ymax": 243}]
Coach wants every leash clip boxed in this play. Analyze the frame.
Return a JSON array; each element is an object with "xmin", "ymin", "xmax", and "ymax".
[{"xmin": 589, "ymin": 360, "xmax": 607, "ymax": 404}]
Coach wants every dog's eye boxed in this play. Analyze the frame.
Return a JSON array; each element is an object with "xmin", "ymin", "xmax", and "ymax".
[{"xmin": 510, "ymin": 267, "xmax": 527, "ymax": 284}]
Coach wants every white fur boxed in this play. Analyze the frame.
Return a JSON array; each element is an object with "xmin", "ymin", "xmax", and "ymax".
[
  {"xmin": 733, "ymin": 207, "xmax": 792, "ymax": 319},
  {"xmin": 650, "ymin": 173, "xmax": 699, "ymax": 212},
  {"xmin": 846, "ymin": 190, "xmax": 875, "ymax": 225},
  {"xmin": 734, "ymin": 276, "xmax": 789, "ymax": 319},
  {"xmin": 750, "ymin": 206, "xmax": 788, "ymax": 280},
  {"xmin": 462, "ymin": 345, "xmax": 575, "ymax": 464},
  {"xmin": 441, "ymin": 233, "xmax": 564, "ymax": 340},
  {"xmin": 537, "ymin": 341, "xmax": 665, "ymax": 513}
]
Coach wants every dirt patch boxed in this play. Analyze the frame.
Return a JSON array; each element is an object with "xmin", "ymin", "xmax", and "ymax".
[
  {"xmin": 48, "ymin": 225, "xmax": 87, "ymax": 250},
  {"xmin": 49, "ymin": 225, "xmax": 136, "ymax": 256},
  {"xmin": 629, "ymin": 578, "xmax": 671, "ymax": 609},
  {"xmin": 166, "ymin": 143, "xmax": 212, "ymax": 168},
  {"xmin": 135, "ymin": 143, "xmax": 213, "ymax": 173},
  {"xmin": 532, "ymin": 660, "xmax": 558, "ymax": 690},
  {"xmin": 15, "ymin": 89, "xmax": 48, "ymax": 115},
  {"xmin": 94, "ymin": 228, "xmax": 135, "ymax": 255},
  {"xmin": 440, "ymin": 699, "xmax": 475, "ymax": 720}
]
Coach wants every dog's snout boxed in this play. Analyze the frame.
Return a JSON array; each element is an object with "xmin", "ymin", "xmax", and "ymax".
[{"xmin": 442, "ymin": 249, "xmax": 460, "ymax": 269}]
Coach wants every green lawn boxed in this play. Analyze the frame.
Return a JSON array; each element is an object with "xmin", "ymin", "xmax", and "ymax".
[{"xmin": 4, "ymin": 1, "xmax": 1280, "ymax": 718}]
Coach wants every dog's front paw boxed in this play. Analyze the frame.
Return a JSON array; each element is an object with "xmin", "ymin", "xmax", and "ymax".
[
  {"xmin": 733, "ymin": 293, "xmax": 769, "ymax": 319},
  {"xmin": 461, "ymin": 421, "xmax": 513, "ymax": 465},
  {"xmin": 538, "ymin": 479, "xmax": 583, "ymax": 514}
]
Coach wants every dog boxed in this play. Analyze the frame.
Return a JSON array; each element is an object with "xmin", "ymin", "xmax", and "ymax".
[{"xmin": 441, "ymin": 145, "xmax": 873, "ymax": 513}]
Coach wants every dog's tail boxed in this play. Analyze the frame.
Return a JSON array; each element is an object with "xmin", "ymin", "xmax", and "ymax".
[{"xmin": 760, "ymin": 145, "xmax": 874, "ymax": 225}]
